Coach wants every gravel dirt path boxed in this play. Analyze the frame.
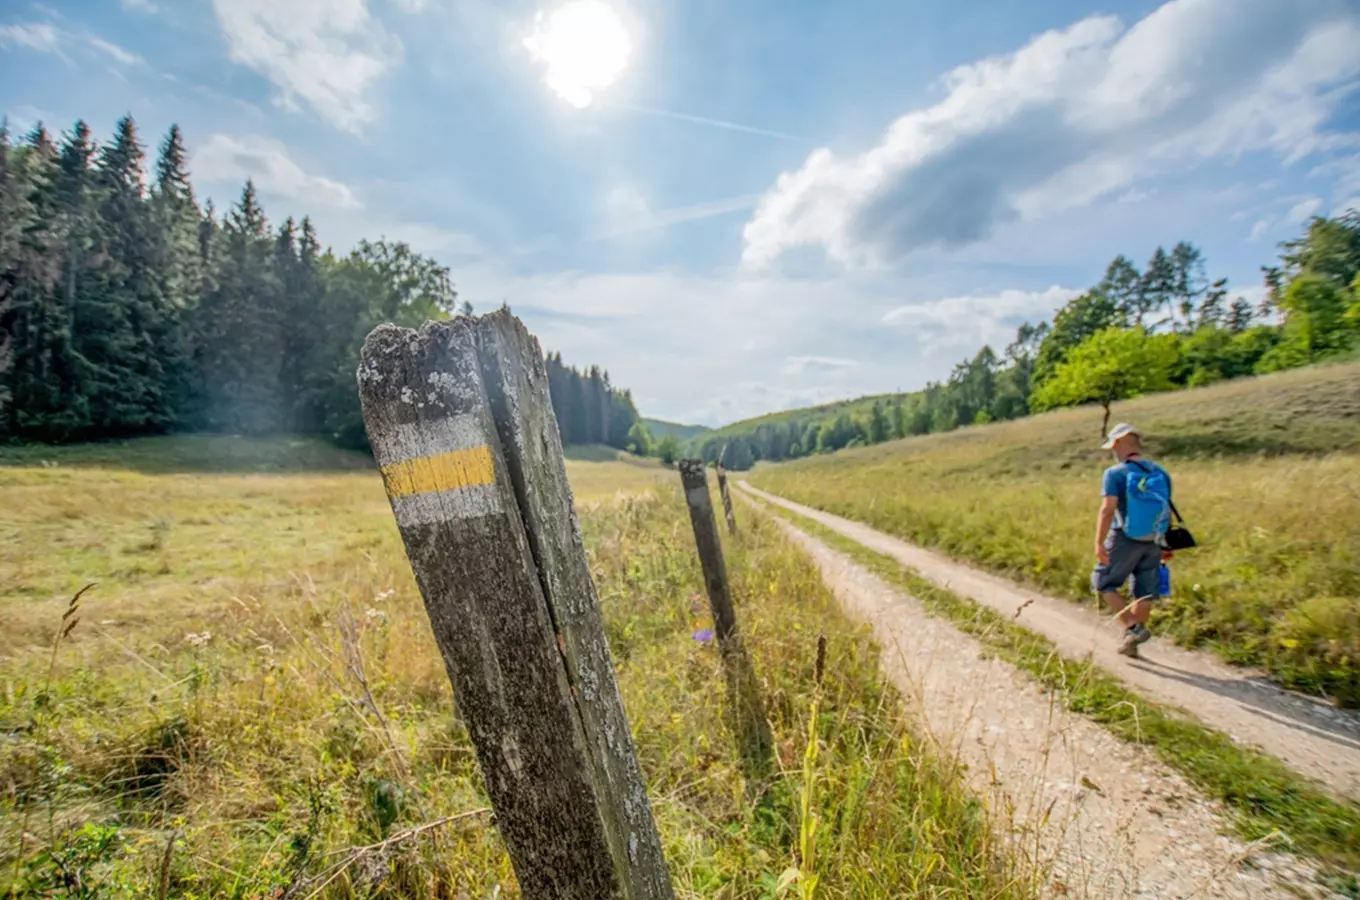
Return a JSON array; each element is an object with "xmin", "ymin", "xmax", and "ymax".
[
  {"xmin": 737, "ymin": 487, "xmax": 1355, "ymax": 898},
  {"xmin": 738, "ymin": 482, "xmax": 1360, "ymax": 801}
]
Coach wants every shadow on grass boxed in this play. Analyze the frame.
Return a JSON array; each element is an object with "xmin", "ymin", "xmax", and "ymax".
[{"xmin": 0, "ymin": 433, "xmax": 375, "ymax": 475}]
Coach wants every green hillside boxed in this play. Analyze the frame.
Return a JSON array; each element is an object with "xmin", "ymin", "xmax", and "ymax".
[
  {"xmin": 697, "ymin": 393, "xmax": 901, "ymax": 442},
  {"xmin": 643, "ymin": 417, "xmax": 712, "ymax": 442},
  {"xmin": 749, "ymin": 362, "xmax": 1360, "ymax": 704}
]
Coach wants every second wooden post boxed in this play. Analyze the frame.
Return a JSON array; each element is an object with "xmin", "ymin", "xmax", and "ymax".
[{"xmin": 678, "ymin": 459, "xmax": 773, "ymax": 786}]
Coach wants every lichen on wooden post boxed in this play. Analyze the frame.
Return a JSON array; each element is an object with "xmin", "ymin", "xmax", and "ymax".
[
  {"xmin": 356, "ymin": 311, "xmax": 673, "ymax": 900},
  {"xmin": 677, "ymin": 459, "xmax": 773, "ymax": 787}
]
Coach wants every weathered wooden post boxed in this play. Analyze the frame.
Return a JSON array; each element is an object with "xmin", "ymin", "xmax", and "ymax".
[
  {"xmin": 715, "ymin": 464, "xmax": 737, "ymax": 535},
  {"xmin": 677, "ymin": 459, "xmax": 773, "ymax": 786},
  {"xmin": 357, "ymin": 311, "xmax": 674, "ymax": 900}
]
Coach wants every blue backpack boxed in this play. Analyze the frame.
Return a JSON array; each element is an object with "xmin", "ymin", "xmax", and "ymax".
[{"xmin": 1123, "ymin": 461, "xmax": 1172, "ymax": 541}]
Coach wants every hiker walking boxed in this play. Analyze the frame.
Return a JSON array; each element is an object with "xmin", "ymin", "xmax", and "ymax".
[{"xmin": 1092, "ymin": 423, "xmax": 1174, "ymax": 658}]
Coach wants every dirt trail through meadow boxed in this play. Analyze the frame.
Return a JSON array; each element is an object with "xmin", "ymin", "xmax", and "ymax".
[
  {"xmin": 735, "ymin": 485, "xmax": 1359, "ymax": 898},
  {"xmin": 738, "ymin": 482, "xmax": 1360, "ymax": 800}
]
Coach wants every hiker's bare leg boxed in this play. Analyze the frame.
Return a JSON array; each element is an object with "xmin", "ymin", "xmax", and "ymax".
[
  {"xmin": 1116, "ymin": 597, "xmax": 1152, "ymax": 628},
  {"xmin": 1101, "ymin": 590, "xmax": 1127, "ymax": 615}
]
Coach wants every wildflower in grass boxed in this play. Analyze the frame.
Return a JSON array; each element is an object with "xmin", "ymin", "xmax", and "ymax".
[
  {"xmin": 366, "ymin": 607, "xmax": 388, "ymax": 623},
  {"xmin": 692, "ymin": 628, "xmax": 714, "ymax": 643},
  {"xmin": 185, "ymin": 631, "xmax": 212, "ymax": 647},
  {"xmin": 375, "ymin": 589, "xmax": 395, "ymax": 602}
]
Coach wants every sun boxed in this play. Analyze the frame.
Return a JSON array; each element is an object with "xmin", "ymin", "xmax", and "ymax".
[{"xmin": 524, "ymin": 1, "xmax": 632, "ymax": 109}]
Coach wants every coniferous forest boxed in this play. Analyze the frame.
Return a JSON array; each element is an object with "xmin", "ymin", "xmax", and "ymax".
[{"xmin": 0, "ymin": 117, "xmax": 641, "ymax": 450}]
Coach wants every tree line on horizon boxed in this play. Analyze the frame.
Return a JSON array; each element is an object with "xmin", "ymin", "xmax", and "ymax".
[
  {"xmin": 0, "ymin": 117, "xmax": 641, "ymax": 451},
  {"xmin": 695, "ymin": 211, "xmax": 1360, "ymax": 469}
]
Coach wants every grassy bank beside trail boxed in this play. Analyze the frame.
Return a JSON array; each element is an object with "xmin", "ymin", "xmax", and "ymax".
[
  {"xmin": 750, "ymin": 497, "xmax": 1360, "ymax": 892},
  {"xmin": 748, "ymin": 363, "xmax": 1360, "ymax": 705},
  {"xmin": 1, "ymin": 438, "xmax": 1024, "ymax": 898}
]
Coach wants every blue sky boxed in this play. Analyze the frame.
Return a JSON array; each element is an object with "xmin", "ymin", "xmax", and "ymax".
[{"xmin": 3, "ymin": 0, "xmax": 1359, "ymax": 426}]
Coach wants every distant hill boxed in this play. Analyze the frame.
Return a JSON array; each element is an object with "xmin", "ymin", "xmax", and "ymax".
[
  {"xmin": 689, "ymin": 392, "xmax": 911, "ymax": 466},
  {"xmin": 643, "ymin": 418, "xmax": 712, "ymax": 442},
  {"xmin": 700, "ymin": 393, "xmax": 905, "ymax": 442}
]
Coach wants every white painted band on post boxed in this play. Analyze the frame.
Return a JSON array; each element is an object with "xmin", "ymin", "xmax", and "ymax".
[
  {"xmin": 391, "ymin": 483, "xmax": 503, "ymax": 526},
  {"xmin": 371, "ymin": 415, "xmax": 488, "ymax": 468}
]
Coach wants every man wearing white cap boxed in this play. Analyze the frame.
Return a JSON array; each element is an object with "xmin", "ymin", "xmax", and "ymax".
[{"xmin": 1093, "ymin": 423, "xmax": 1174, "ymax": 657}]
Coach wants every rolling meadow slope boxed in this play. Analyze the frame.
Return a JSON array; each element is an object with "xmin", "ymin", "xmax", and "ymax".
[{"xmin": 748, "ymin": 363, "xmax": 1360, "ymax": 704}]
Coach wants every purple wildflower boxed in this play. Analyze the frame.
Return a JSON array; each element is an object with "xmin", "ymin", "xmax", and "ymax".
[{"xmin": 692, "ymin": 628, "xmax": 714, "ymax": 643}]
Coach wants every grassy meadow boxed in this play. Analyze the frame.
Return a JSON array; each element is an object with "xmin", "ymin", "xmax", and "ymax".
[
  {"xmin": 748, "ymin": 363, "xmax": 1360, "ymax": 705},
  {"xmin": 0, "ymin": 437, "xmax": 1023, "ymax": 898}
]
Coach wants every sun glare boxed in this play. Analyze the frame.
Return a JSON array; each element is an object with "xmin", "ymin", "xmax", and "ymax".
[{"xmin": 524, "ymin": 0, "xmax": 632, "ymax": 109}]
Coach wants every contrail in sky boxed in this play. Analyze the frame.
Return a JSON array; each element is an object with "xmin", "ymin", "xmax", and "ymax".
[{"xmin": 611, "ymin": 102, "xmax": 816, "ymax": 144}]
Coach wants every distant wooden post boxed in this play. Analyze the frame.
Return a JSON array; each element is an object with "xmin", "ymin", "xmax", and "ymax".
[
  {"xmin": 677, "ymin": 459, "xmax": 773, "ymax": 786},
  {"xmin": 357, "ymin": 311, "xmax": 674, "ymax": 900},
  {"xmin": 715, "ymin": 465, "xmax": 737, "ymax": 535}
]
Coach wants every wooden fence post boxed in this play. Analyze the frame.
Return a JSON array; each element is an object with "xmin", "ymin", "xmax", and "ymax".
[
  {"xmin": 677, "ymin": 459, "xmax": 773, "ymax": 786},
  {"xmin": 715, "ymin": 465, "xmax": 737, "ymax": 535},
  {"xmin": 357, "ymin": 312, "xmax": 674, "ymax": 900}
]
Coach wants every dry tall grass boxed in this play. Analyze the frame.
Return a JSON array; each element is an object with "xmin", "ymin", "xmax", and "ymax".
[{"xmin": 1, "ymin": 437, "xmax": 1025, "ymax": 898}]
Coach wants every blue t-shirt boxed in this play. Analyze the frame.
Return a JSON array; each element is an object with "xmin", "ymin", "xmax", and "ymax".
[{"xmin": 1102, "ymin": 458, "xmax": 1172, "ymax": 535}]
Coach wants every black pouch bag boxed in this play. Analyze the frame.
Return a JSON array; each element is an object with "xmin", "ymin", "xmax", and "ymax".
[{"xmin": 1164, "ymin": 509, "xmax": 1197, "ymax": 550}]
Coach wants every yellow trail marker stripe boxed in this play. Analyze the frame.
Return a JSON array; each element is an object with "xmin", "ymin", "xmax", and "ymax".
[{"xmin": 381, "ymin": 446, "xmax": 496, "ymax": 498}]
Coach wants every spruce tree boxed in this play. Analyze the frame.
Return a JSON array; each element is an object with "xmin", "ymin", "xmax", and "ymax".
[
  {"xmin": 151, "ymin": 124, "xmax": 202, "ymax": 421},
  {"xmin": 0, "ymin": 123, "xmax": 16, "ymax": 425},
  {"xmin": 195, "ymin": 181, "xmax": 280, "ymax": 432},
  {"xmin": 11, "ymin": 125, "xmax": 80, "ymax": 438},
  {"xmin": 91, "ymin": 114, "xmax": 180, "ymax": 433}
]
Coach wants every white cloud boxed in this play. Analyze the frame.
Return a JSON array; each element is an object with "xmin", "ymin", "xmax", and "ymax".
[
  {"xmin": 593, "ymin": 187, "xmax": 757, "ymax": 242},
  {"xmin": 122, "ymin": 0, "xmax": 158, "ymax": 11},
  {"xmin": 0, "ymin": 21, "xmax": 144, "ymax": 67},
  {"xmin": 447, "ymin": 267, "xmax": 904, "ymax": 424},
  {"xmin": 742, "ymin": 0, "xmax": 1360, "ymax": 269},
  {"xmin": 882, "ymin": 286, "xmax": 1081, "ymax": 351},
  {"xmin": 1248, "ymin": 218, "xmax": 1272, "ymax": 241},
  {"xmin": 436, "ymin": 265, "xmax": 1070, "ymax": 425},
  {"xmin": 86, "ymin": 35, "xmax": 143, "ymax": 65},
  {"xmin": 193, "ymin": 134, "xmax": 362, "ymax": 210},
  {"xmin": 212, "ymin": 0, "xmax": 401, "ymax": 133},
  {"xmin": 365, "ymin": 220, "xmax": 483, "ymax": 259},
  {"xmin": 781, "ymin": 356, "xmax": 860, "ymax": 376},
  {"xmin": 0, "ymin": 22, "xmax": 60, "ymax": 52},
  {"xmin": 1286, "ymin": 196, "xmax": 1324, "ymax": 223},
  {"xmin": 1310, "ymin": 153, "xmax": 1360, "ymax": 216}
]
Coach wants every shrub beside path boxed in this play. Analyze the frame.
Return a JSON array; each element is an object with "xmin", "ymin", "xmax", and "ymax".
[{"xmin": 738, "ymin": 481, "xmax": 1360, "ymax": 801}]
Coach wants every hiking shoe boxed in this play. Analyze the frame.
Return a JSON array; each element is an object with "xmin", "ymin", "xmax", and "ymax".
[
  {"xmin": 1117, "ymin": 632, "xmax": 1142, "ymax": 658},
  {"xmin": 1132, "ymin": 624, "xmax": 1152, "ymax": 645}
]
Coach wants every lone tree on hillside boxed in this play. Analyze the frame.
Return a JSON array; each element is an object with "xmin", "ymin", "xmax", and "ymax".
[{"xmin": 1031, "ymin": 327, "xmax": 1179, "ymax": 437}]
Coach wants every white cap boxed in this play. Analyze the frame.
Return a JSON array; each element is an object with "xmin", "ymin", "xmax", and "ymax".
[{"xmin": 1101, "ymin": 422, "xmax": 1141, "ymax": 450}]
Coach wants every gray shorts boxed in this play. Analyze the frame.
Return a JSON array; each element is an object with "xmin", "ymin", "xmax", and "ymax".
[{"xmin": 1092, "ymin": 531, "xmax": 1162, "ymax": 600}]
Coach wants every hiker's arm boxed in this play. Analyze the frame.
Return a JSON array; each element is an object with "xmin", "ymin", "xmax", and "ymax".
[{"xmin": 1095, "ymin": 496, "xmax": 1117, "ymax": 563}]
